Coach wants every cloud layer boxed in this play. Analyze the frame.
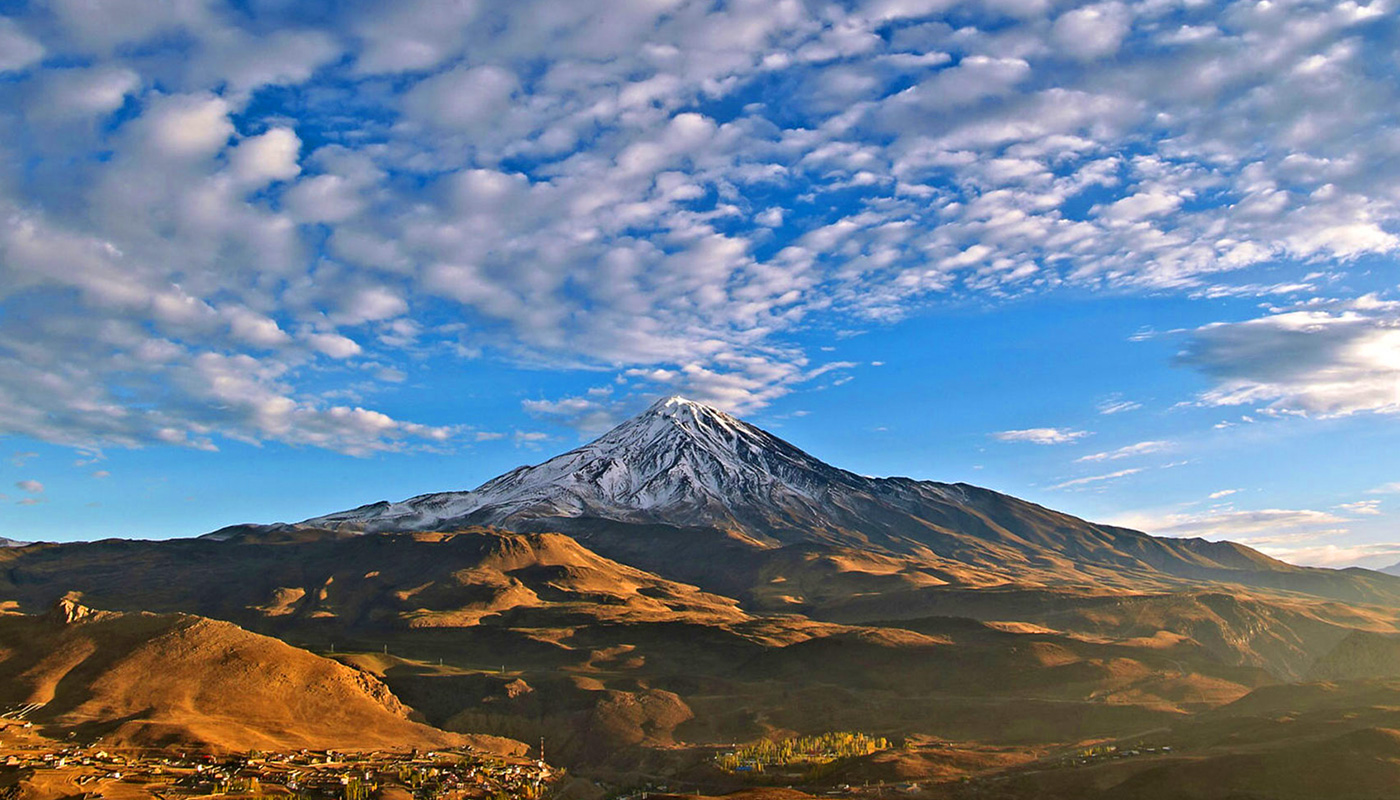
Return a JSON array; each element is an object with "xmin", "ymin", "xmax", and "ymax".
[{"xmin": 1, "ymin": 0, "xmax": 1397, "ymax": 449}]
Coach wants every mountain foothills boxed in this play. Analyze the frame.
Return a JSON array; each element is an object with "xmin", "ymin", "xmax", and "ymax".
[{"xmin": 5, "ymin": 397, "xmax": 1400, "ymax": 799}]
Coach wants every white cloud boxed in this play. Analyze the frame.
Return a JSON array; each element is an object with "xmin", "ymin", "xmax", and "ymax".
[
  {"xmin": 1257, "ymin": 542, "xmax": 1400, "ymax": 569},
  {"xmin": 1096, "ymin": 397, "xmax": 1141, "ymax": 415},
  {"xmin": 28, "ymin": 66, "xmax": 140, "ymax": 120},
  {"xmin": 897, "ymin": 55, "xmax": 1032, "ymax": 112},
  {"xmin": 1048, "ymin": 467, "xmax": 1141, "ymax": 490},
  {"xmin": 1075, "ymin": 440, "xmax": 1169, "ymax": 462},
  {"xmin": 132, "ymin": 93, "xmax": 233, "ymax": 159},
  {"xmin": 1208, "ymin": 488, "xmax": 1239, "ymax": 500},
  {"xmin": 0, "ymin": 18, "xmax": 45, "ymax": 72},
  {"xmin": 1179, "ymin": 305, "xmax": 1400, "ymax": 417},
  {"xmin": 223, "ymin": 306, "xmax": 291, "ymax": 348},
  {"xmin": 15, "ymin": 479, "xmax": 43, "ymax": 494},
  {"xmin": 1051, "ymin": 3, "xmax": 1130, "ymax": 62},
  {"xmin": 513, "ymin": 430, "xmax": 550, "ymax": 448},
  {"xmin": 403, "ymin": 65, "xmax": 520, "ymax": 132},
  {"xmin": 305, "ymin": 332, "xmax": 362, "ymax": 359},
  {"xmin": 351, "ymin": 0, "xmax": 482, "ymax": 73},
  {"xmin": 1106, "ymin": 507, "xmax": 1349, "ymax": 539},
  {"xmin": 1102, "ymin": 506, "xmax": 1400, "ymax": 566},
  {"xmin": 1099, "ymin": 191, "xmax": 1183, "ymax": 222},
  {"xmin": 285, "ymin": 174, "xmax": 364, "ymax": 223},
  {"xmin": 336, "ymin": 287, "xmax": 407, "ymax": 325},
  {"xmin": 45, "ymin": 0, "xmax": 209, "ymax": 54},
  {"xmin": 196, "ymin": 29, "xmax": 341, "ymax": 98},
  {"xmin": 1337, "ymin": 500, "xmax": 1382, "ymax": 516},
  {"xmin": 523, "ymin": 394, "xmax": 622, "ymax": 434},
  {"xmin": 228, "ymin": 128, "xmax": 301, "ymax": 188},
  {"xmin": 993, "ymin": 427, "xmax": 1090, "ymax": 445}
]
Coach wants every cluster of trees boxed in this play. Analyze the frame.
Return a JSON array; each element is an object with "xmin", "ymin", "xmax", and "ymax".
[
  {"xmin": 715, "ymin": 732, "xmax": 891, "ymax": 772},
  {"xmin": 207, "ymin": 776, "xmax": 261, "ymax": 795},
  {"xmin": 397, "ymin": 764, "xmax": 430, "ymax": 788},
  {"xmin": 343, "ymin": 776, "xmax": 374, "ymax": 800}
]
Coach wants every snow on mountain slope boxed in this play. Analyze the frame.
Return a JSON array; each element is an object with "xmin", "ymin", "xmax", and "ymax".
[{"xmin": 305, "ymin": 396, "xmax": 914, "ymax": 540}]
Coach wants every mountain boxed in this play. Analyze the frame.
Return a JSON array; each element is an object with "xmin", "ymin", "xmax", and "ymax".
[
  {"xmin": 292, "ymin": 396, "xmax": 1400, "ymax": 608},
  {"xmin": 307, "ymin": 396, "xmax": 863, "ymax": 539}
]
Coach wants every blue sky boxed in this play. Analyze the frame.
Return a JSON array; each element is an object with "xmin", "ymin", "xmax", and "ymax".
[{"xmin": 0, "ymin": 0, "xmax": 1396, "ymax": 565}]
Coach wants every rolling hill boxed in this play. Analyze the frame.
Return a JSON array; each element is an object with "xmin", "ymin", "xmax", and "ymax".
[{"xmin": 0, "ymin": 598, "xmax": 490, "ymax": 753}]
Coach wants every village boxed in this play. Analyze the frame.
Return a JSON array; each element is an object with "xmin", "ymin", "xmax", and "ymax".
[{"xmin": 0, "ymin": 725, "xmax": 556, "ymax": 800}]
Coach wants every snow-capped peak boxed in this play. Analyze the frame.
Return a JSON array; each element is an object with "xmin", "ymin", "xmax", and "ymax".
[
  {"xmin": 641, "ymin": 395, "xmax": 743, "ymax": 433},
  {"xmin": 651, "ymin": 394, "xmax": 701, "ymax": 410},
  {"xmin": 648, "ymin": 394, "xmax": 724, "ymax": 415},
  {"xmin": 302, "ymin": 395, "xmax": 861, "ymax": 534}
]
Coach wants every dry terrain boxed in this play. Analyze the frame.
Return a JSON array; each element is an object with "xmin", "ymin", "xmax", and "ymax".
[{"xmin": 6, "ymin": 401, "xmax": 1400, "ymax": 797}]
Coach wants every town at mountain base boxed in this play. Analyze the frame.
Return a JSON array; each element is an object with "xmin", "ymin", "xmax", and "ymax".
[{"xmin": 5, "ymin": 397, "xmax": 1400, "ymax": 798}]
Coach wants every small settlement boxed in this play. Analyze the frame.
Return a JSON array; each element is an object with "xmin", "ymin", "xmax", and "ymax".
[{"xmin": 0, "ymin": 738, "xmax": 556, "ymax": 799}]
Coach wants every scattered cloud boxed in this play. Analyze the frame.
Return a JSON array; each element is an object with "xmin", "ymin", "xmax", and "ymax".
[
  {"xmin": 1075, "ymin": 440, "xmax": 1169, "ymax": 462},
  {"xmin": 1179, "ymin": 301, "xmax": 1400, "ymax": 418},
  {"xmin": 1096, "ymin": 397, "xmax": 1142, "ymax": 415},
  {"xmin": 1107, "ymin": 507, "xmax": 1348, "ymax": 540},
  {"xmin": 993, "ymin": 428, "xmax": 1091, "ymax": 446},
  {"xmin": 523, "ymin": 393, "xmax": 624, "ymax": 435},
  {"xmin": 1051, "ymin": 2, "xmax": 1131, "ymax": 62},
  {"xmin": 0, "ymin": 18, "xmax": 44, "ymax": 72},
  {"xmin": 1208, "ymin": 489, "xmax": 1239, "ymax": 500},
  {"xmin": 1105, "ymin": 504, "xmax": 1400, "ymax": 567},
  {"xmin": 513, "ymin": 430, "xmax": 550, "ymax": 449},
  {"xmin": 15, "ymin": 479, "xmax": 43, "ymax": 494},
  {"xmin": 1048, "ymin": 468, "xmax": 1142, "ymax": 491},
  {"xmin": 1258, "ymin": 542, "xmax": 1400, "ymax": 569},
  {"xmin": 1337, "ymin": 500, "xmax": 1383, "ymax": 516}
]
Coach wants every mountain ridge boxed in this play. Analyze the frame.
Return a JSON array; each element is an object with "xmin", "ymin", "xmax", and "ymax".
[{"xmin": 271, "ymin": 396, "xmax": 1400, "ymax": 609}]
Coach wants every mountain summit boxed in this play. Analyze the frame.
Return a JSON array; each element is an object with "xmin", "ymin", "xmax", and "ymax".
[{"xmin": 304, "ymin": 395, "xmax": 862, "ymax": 540}]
